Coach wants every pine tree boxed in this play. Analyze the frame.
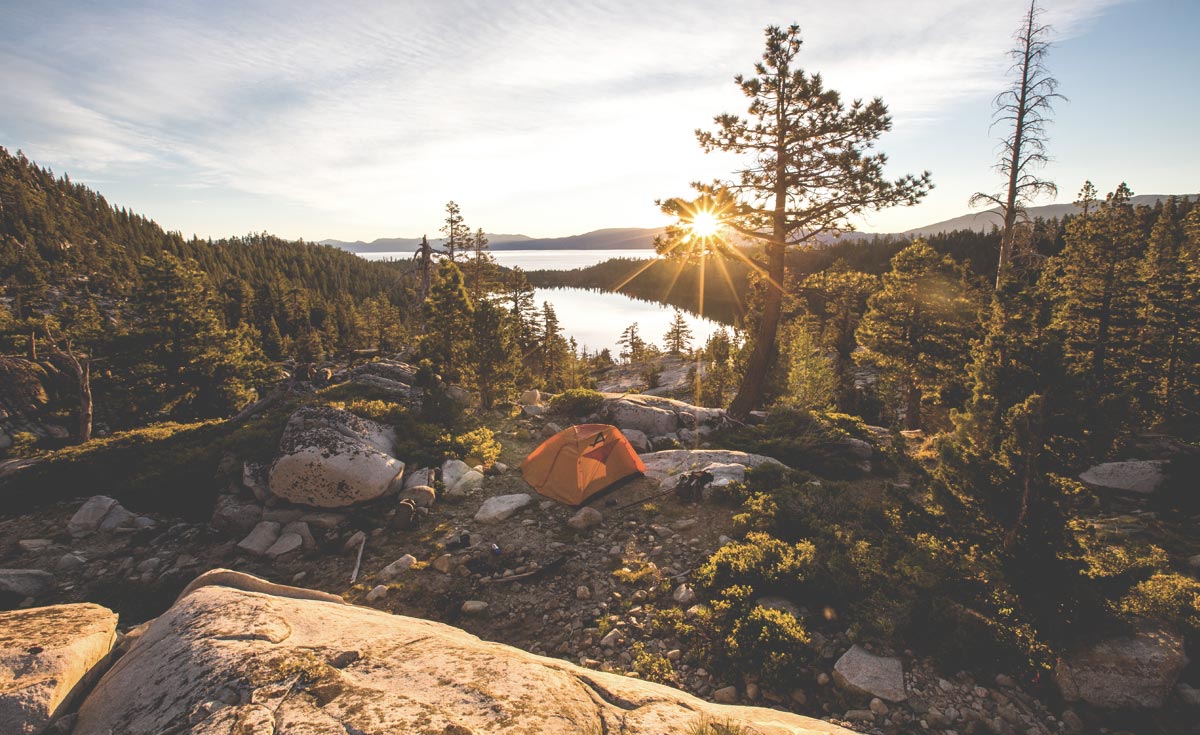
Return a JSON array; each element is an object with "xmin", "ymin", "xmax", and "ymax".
[
  {"xmin": 657, "ymin": 25, "xmax": 931, "ymax": 419},
  {"xmin": 129, "ymin": 253, "xmax": 270, "ymax": 418},
  {"xmin": 780, "ymin": 317, "xmax": 836, "ymax": 410},
  {"xmin": 504, "ymin": 266, "xmax": 539, "ymax": 350},
  {"xmin": 855, "ymin": 240, "xmax": 978, "ymax": 430},
  {"xmin": 1138, "ymin": 199, "xmax": 1200, "ymax": 427},
  {"xmin": 440, "ymin": 201, "xmax": 469, "ymax": 263},
  {"xmin": 698, "ymin": 328, "xmax": 738, "ymax": 408},
  {"xmin": 464, "ymin": 228, "xmax": 496, "ymax": 301},
  {"xmin": 663, "ymin": 310, "xmax": 694, "ymax": 355},
  {"xmin": 618, "ymin": 322, "xmax": 646, "ymax": 363},
  {"xmin": 970, "ymin": 0, "xmax": 1063, "ymax": 286},
  {"xmin": 418, "ymin": 259, "xmax": 474, "ymax": 382},
  {"xmin": 797, "ymin": 260, "xmax": 878, "ymax": 409},
  {"xmin": 539, "ymin": 302, "xmax": 570, "ymax": 390},
  {"xmin": 1046, "ymin": 183, "xmax": 1144, "ymax": 430},
  {"xmin": 470, "ymin": 298, "xmax": 517, "ymax": 409}
]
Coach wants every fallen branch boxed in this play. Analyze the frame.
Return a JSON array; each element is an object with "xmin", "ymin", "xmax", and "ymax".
[{"xmin": 350, "ymin": 535, "xmax": 366, "ymax": 584}]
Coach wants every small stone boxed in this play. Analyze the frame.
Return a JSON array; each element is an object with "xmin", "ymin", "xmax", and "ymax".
[
  {"xmin": 55, "ymin": 553, "xmax": 86, "ymax": 573},
  {"xmin": 745, "ymin": 682, "xmax": 760, "ymax": 701},
  {"xmin": 870, "ymin": 697, "xmax": 889, "ymax": 715},
  {"xmin": 18, "ymin": 539, "xmax": 52, "ymax": 552},
  {"xmin": 281, "ymin": 521, "xmax": 316, "ymax": 551},
  {"xmin": 379, "ymin": 554, "xmax": 417, "ymax": 581},
  {"xmin": 366, "ymin": 585, "xmax": 388, "ymax": 602},
  {"xmin": 672, "ymin": 584, "xmax": 696, "ymax": 605},
  {"xmin": 599, "ymin": 629, "xmax": 621, "ymax": 647},
  {"xmin": 667, "ymin": 649, "xmax": 682, "ymax": 662},
  {"xmin": 844, "ymin": 710, "xmax": 875, "ymax": 723},
  {"xmin": 713, "ymin": 686, "xmax": 738, "ymax": 704},
  {"xmin": 400, "ymin": 485, "xmax": 437, "ymax": 508},
  {"xmin": 576, "ymin": 585, "xmax": 592, "ymax": 601},
  {"xmin": 265, "ymin": 532, "xmax": 303, "ymax": 560},
  {"xmin": 343, "ymin": 530, "xmax": 366, "ymax": 553},
  {"xmin": 236, "ymin": 521, "xmax": 281, "ymax": 556},
  {"xmin": 994, "ymin": 673, "xmax": 1016, "ymax": 688},
  {"xmin": 567, "ymin": 507, "xmax": 603, "ymax": 530},
  {"xmin": 474, "ymin": 494, "xmax": 532, "ymax": 524},
  {"xmin": 1061, "ymin": 709, "xmax": 1083, "ymax": 735},
  {"xmin": 431, "ymin": 554, "xmax": 454, "ymax": 574},
  {"xmin": 461, "ymin": 600, "xmax": 488, "ymax": 614},
  {"xmin": 817, "ymin": 672, "xmax": 831, "ymax": 686},
  {"xmin": 791, "ymin": 688, "xmax": 808, "ymax": 704}
]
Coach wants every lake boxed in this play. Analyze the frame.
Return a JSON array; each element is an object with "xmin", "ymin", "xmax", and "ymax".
[
  {"xmin": 358, "ymin": 248, "xmax": 724, "ymax": 351},
  {"xmin": 532, "ymin": 287, "xmax": 724, "ymax": 354},
  {"xmin": 359, "ymin": 248, "xmax": 653, "ymax": 271}
]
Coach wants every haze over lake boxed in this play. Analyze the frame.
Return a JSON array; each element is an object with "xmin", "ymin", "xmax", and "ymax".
[
  {"xmin": 359, "ymin": 248, "xmax": 722, "ymax": 352},
  {"xmin": 359, "ymin": 248, "xmax": 653, "ymax": 271}
]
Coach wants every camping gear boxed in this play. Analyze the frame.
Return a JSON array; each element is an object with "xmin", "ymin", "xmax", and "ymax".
[{"xmin": 521, "ymin": 424, "xmax": 646, "ymax": 505}]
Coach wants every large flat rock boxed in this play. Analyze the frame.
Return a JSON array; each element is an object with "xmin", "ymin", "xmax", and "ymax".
[
  {"xmin": 269, "ymin": 406, "xmax": 405, "ymax": 508},
  {"xmin": 1079, "ymin": 460, "xmax": 1168, "ymax": 494},
  {"xmin": 640, "ymin": 449, "xmax": 785, "ymax": 489},
  {"xmin": 74, "ymin": 571, "xmax": 849, "ymax": 735},
  {"xmin": 1054, "ymin": 625, "xmax": 1188, "ymax": 709},
  {"xmin": 1, "ymin": 603, "xmax": 118, "ymax": 735}
]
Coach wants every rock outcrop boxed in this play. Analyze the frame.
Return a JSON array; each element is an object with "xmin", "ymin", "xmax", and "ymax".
[
  {"xmin": 268, "ymin": 406, "xmax": 405, "ymax": 507},
  {"xmin": 1, "ymin": 603, "xmax": 118, "ymax": 735},
  {"xmin": 1054, "ymin": 625, "xmax": 1188, "ymax": 709},
  {"xmin": 73, "ymin": 571, "xmax": 850, "ymax": 735},
  {"xmin": 474, "ymin": 493, "xmax": 532, "ymax": 524},
  {"xmin": 640, "ymin": 449, "xmax": 785, "ymax": 490},
  {"xmin": 600, "ymin": 394, "xmax": 726, "ymax": 445},
  {"xmin": 67, "ymin": 496, "xmax": 138, "ymax": 538},
  {"xmin": 1079, "ymin": 460, "xmax": 1168, "ymax": 495},
  {"xmin": 833, "ymin": 645, "xmax": 907, "ymax": 703}
]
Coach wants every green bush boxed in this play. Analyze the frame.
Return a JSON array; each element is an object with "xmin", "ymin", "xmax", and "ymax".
[
  {"xmin": 1115, "ymin": 572, "xmax": 1200, "ymax": 637},
  {"xmin": 630, "ymin": 642, "xmax": 676, "ymax": 684},
  {"xmin": 694, "ymin": 532, "xmax": 816, "ymax": 599},
  {"xmin": 392, "ymin": 418, "xmax": 502, "ymax": 469},
  {"xmin": 550, "ymin": 388, "xmax": 605, "ymax": 417},
  {"xmin": 725, "ymin": 605, "xmax": 812, "ymax": 688}
]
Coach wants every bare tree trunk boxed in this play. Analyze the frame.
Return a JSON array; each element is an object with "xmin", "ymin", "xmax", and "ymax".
[
  {"xmin": 78, "ymin": 358, "xmax": 92, "ymax": 443},
  {"xmin": 28, "ymin": 330, "xmax": 36, "ymax": 360},
  {"xmin": 996, "ymin": 3, "xmax": 1037, "ymax": 287},
  {"xmin": 728, "ymin": 245, "xmax": 784, "ymax": 420},
  {"xmin": 905, "ymin": 380, "xmax": 923, "ymax": 431}
]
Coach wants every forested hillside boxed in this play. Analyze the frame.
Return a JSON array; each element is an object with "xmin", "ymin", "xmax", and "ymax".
[{"xmin": 0, "ymin": 147, "xmax": 418, "ymax": 427}]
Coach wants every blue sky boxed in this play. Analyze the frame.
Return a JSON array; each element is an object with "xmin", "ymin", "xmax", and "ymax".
[{"xmin": 1, "ymin": 0, "xmax": 1195, "ymax": 241}]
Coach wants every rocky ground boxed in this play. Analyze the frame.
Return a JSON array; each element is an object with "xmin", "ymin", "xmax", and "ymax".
[{"xmin": 2, "ymin": 362, "xmax": 1198, "ymax": 734}]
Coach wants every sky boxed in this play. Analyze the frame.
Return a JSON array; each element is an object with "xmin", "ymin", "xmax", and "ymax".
[{"xmin": 1, "ymin": 0, "xmax": 1196, "ymax": 242}]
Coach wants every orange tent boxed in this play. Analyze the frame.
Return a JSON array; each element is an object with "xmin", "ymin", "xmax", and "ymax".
[{"xmin": 521, "ymin": 424, "xmax": 646, "ymax": 505}]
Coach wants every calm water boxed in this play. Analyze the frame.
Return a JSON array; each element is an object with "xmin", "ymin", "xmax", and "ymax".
[
  {"xmin": 357, "ymin": 248, "xmax": 722, "ymax": 351},
  {"xmin": 360, "ymin": 248, "xmax": 652, "ymax": 271},
  {"xmin": 532, "ymin": 287, "xmax": 723, "ymax": 354}
]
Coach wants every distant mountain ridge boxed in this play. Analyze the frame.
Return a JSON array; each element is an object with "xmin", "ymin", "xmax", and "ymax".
[
  {"xmin": 899, "ymin": 194, "xmax": 1196, "ymax": 238},
  {"xmin": 321, "ymin": 195, "xmax": 1195, "ymax": 254},
  {"xmin": 320, "ymin": 227, "xmax": 663, "ymax": 254}
]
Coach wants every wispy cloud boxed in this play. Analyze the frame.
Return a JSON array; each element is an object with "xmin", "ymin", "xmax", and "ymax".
[{"xmin": 0, "ymin": 0, "xmax": 1126, "ymax": 238}]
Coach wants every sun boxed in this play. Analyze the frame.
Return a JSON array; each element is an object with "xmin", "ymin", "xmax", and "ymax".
[{"xmin": 689, "ymin": 210, "xmax": 720, "ymax": 238}]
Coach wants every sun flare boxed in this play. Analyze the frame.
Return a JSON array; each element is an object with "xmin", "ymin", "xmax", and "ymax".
[{"xmin": 689, "ymin": 210, "xmax": 720, "ymax": 238}]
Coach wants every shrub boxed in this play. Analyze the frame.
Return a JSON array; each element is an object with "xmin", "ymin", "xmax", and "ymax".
[
  {"xmin": 550, "ymin": 388, "xmax": 605, "ymax": 417},
  {"xmin": 334, "ymin": 398, "xmax": 407, "ymax": 425},
  {"xmin": 694, "ymin": 532, "xmax": 816, "ymax": 599},
  {"xmin": 725, "ymin": 605, "xmax": 812, "ymax": 688},
  {"xmin": 685, "ymin": 717, "xmax": 758, "ymax": 735},
  {"xmin": 630, "ymin": 642, "xmax": 676, "ymax": 684},
  {"xmin": 1116, "ymin": 572, "xmax": 1200, "ymax": 637}
]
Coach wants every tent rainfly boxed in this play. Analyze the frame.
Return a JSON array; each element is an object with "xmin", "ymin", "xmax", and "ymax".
[{"xmin": 520, "ymin": 424, "xmax": 645, "ymax": 505}]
